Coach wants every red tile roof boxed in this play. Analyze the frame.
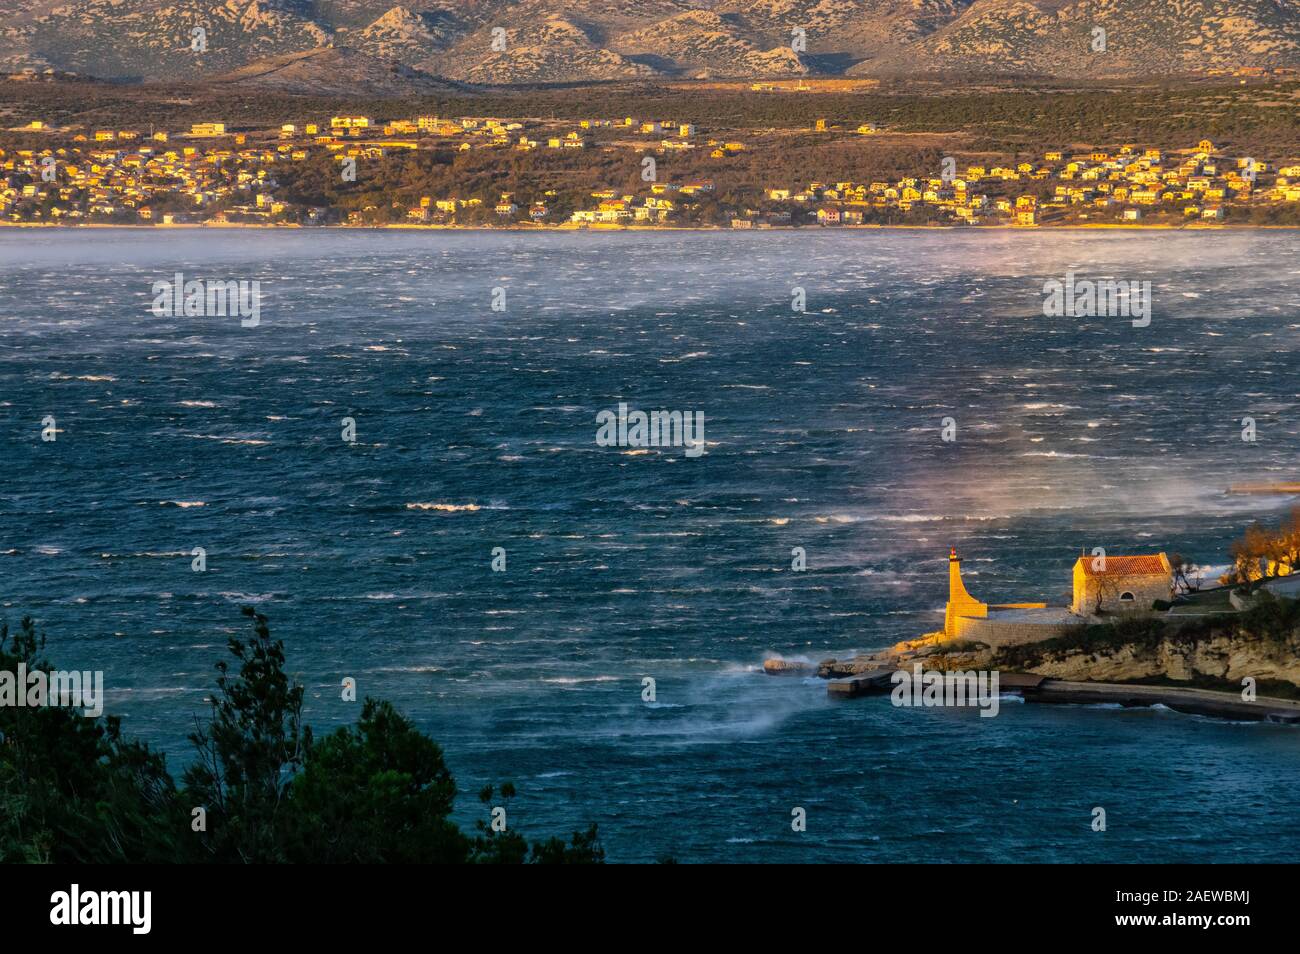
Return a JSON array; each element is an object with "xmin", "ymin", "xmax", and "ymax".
[{"xmin": 1076, "ymin": 554, "xmax": 1169, "ymax": 578}]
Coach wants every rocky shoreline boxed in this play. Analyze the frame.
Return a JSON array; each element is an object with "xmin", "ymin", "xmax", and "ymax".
[{"xmin": 764, "ymin": 599, "xmax": 1300, "ymax": 717}]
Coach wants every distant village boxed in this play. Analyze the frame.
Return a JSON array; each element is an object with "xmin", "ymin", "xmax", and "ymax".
[{"xmin": 3, "ymin": 109, "xmax": 1299, "ymax": 228}]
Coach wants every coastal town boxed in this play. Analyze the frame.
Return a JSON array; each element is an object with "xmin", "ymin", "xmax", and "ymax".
[{"xmin": 3, "ymin": 108, "xmax": 1299, "ymax": 228}]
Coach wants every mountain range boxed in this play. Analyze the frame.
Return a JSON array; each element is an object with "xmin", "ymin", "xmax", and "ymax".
[{"xmin": 1, "ymin": 0, "xmax": 1297, "ymax": 89}]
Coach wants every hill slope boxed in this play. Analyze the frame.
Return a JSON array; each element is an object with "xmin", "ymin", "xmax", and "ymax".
[{"xmin": 0, "ymin": 0, "xmax": 1296, "ymax": 86}]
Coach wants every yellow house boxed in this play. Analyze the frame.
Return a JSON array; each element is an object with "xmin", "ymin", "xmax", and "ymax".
[{"xmin": 1071, "ymin": 554, "xmax": 1172, "ymax": 616}]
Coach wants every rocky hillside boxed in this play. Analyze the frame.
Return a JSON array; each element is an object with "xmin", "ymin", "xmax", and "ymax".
[
  {"xmin": 615, "ymin": 10, "xmax": 810, "ymax": 78},
  {"xmin": 716, "ymin": 0, "xmax": 970, "ymax": 56},
  {"xmin": 215, "ymin": 45, "xmax": 466, "ymax": 94},
  {"xmin": 0, "ymin": 0, "xmax": 1296, "ymax": 87},
  {"xmin": 857, "ymin": 0, "xmax": 1300, "ymax": 77},
  {"xmin": 816, "ymin": 592, "xmax": 1300, "ymax": 694},
  {"xmin": 449, "ymin": 16, "xmax": 661, "ymax": 84},
  {"xmin": 2, "ymin": 0, "xmax": 330, "ymax": 78},
  {"xmin": 346, "ymin": 6, "xmax": 458, "ymax": 72},
  {"xmin": 971, "ymin": 598, "xmax": 1300, "ymax": 692}
]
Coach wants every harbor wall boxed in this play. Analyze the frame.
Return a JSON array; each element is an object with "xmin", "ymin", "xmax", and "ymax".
[{"xmin": 951, "ymin": 614, "xmax": 1080, "ymax": 647}]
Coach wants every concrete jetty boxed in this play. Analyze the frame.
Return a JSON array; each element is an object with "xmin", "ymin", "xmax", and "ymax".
[
  {"xmin": 1022, "ymin": 679, "xmax": 1300, "ymax": 723},
  {"xmin": 1226, "ymin": 482, "xmax": 1300, "ymax": 495},
  {"xmin": 826, "ymin": 668, "xmax": 895, "ymax": 697},
  {"xmin": 822, "ymin": 667, "xmax": 1300, "ymax": 723}
]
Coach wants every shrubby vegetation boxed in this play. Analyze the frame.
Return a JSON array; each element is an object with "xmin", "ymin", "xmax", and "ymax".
[
  {"xmin": 0, "ymin": 608, "xmax": 603, "ymax": 864},
  {"xmin": 5, "ymin": 77, "xmax": 1297, "ymax": 157}
]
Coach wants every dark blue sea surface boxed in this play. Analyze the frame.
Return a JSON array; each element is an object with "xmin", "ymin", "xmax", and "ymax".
[{"xmin": 2, "ymin": 228, "xmax": 1298, "ymax": 862}]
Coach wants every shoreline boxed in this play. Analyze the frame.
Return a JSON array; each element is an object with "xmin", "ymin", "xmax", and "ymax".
[
  {"xmin": 767, "ymin": 653, "xmax": 1300, "ymax": 722},
  {"xmin": 764, "ymin": 619, "xmax": 1300, "ymax": 723},
  {"xmin": 3, "ymin": 222, "xmax": 1299, "ymax": 233},
  {"xmin": 816, "ymin": 667, "xmax": 1300, "ymax": 723}
]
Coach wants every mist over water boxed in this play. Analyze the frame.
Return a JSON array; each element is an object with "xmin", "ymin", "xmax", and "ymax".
[{"xmin": 2, "ymin": 228, "xmax": 1298, "ymax": 861}]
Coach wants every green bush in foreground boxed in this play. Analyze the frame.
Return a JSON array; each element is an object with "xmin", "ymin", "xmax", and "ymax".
[{"xmin": 0, "ymin": 608, "xmax": 603, "ymax": 864}]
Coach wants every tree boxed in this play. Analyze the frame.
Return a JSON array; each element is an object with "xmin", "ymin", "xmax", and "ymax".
[
  {"xmin": 3, "ymin": 610, "xmax": 606, "ymax": 864},
  {"xmin": 1225, "ymin": 508, "xmax": 1300, "ymax": 586},
  {"xmin": 1090, "ymin": 574, "xmax": 1122, "ymax": 615},
  {"xmin": 469, "ymin": 783, "xmax": 605, "ymax": 865},
  {"xmin": 1277, "ymin": 507, "xmax": 1300, "ymax": 576},
  {"xmin": 471, "ymin": 782, "xmax": 531, "ymax": 864},
  {"xmin": 1227, "ymin": 521, "xmax": 1270, "ymax": 585},
  {"xmin": 1169, "ymin": 552, "xmax": 1202, "ymax": 594},
  {"xmin": 0, "ymin": 617, "xmax": 179, "ymax": 864},
  {"xmin": 282, "ymin": 698, "xmax": 469, "ymax": 864},
  {"xmin": 182, "ymin": 606, "xmax": 310, "ymax": 863},
  {"xmin": 528, "ymin": 825, "xmax": 606, "ymax": 865}
]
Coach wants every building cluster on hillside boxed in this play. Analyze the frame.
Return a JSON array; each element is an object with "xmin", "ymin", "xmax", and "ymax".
[
  {"xmin": 1, "ymin": 109, "xmax": 1297, "ymax": 229},
  {"xmin": 0, "ymin": 112, "xmax": 743, "ymax": 225},
  {"xmin": 1, "ymin": 118, "xmax": 321, "ymax": 225},
  {"xmin": 756, "ymin": 140, "xmax": 1300, "ymax": 228}
]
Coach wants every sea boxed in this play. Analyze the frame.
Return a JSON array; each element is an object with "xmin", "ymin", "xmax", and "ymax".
[{"xmin": 2, "ymin": 227, "xmax": 1298, "ymax": 862}]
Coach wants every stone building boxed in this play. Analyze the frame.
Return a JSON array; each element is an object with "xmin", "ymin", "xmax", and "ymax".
[
  {"xmin": 1070, "ymin": 553, "xmax": 1172, "ymax": 616},
  {"xmin": 941, "ymin": 548, "xmax": 1173, "ymax": 648}
]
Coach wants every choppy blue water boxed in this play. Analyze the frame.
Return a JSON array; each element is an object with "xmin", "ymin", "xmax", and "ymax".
[{"xmin": 2, "ymin": 228, "xmax": 1299, "ymax": 862}]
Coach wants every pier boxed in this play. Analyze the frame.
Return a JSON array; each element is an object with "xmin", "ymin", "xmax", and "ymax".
[
  {"xmin": 1226, "ymin": 482, "xmax": 1300, "ymax": 495},
  {"xmin": 825, "ymin": 669, "xmax": 1300, "ymax": 723},
  {"xmin": 825, "ymin": 668, "xmax": 895, "ymax": 697}
]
